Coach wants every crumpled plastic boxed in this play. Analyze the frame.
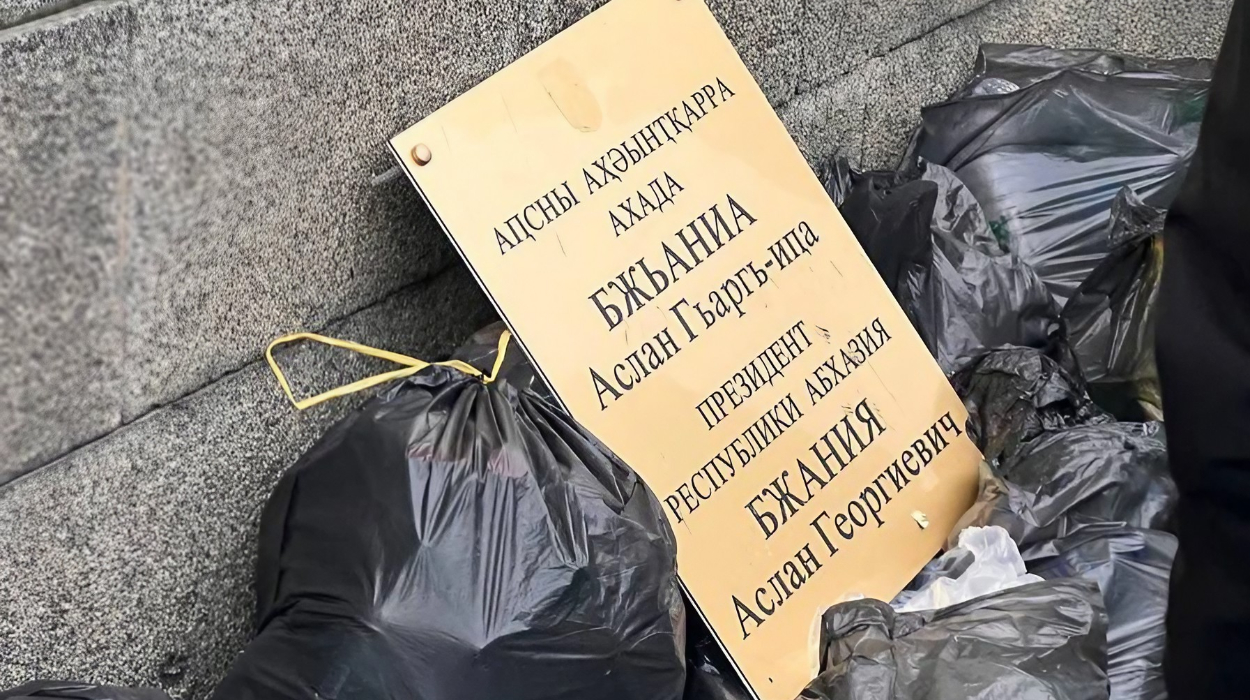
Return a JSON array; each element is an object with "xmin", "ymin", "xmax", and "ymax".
[
  {"xmin": 892, "ymin": 526, "xmax": 1043, "ymax": 613},
  {"xmin": 828, "ymin": 159, "xmax": 1061, "ymax": 373},
  {"xmin": 451, "ymin": 321, "xmax": 556, "ymax": 403},
  {"xmin": 956, "ymin": 423, "xmax": 1175, "ymax": 548},
  {"xmin": 683, "ymin": 615, "xmax": 751, "ymax": 700},
  {"xmin": 950, "ymin": 420, "xmax": 1176, "ymax": 700},
  {"xmin": 956, "ymin": 43, "xmax": 1214, "ymax": 98},
  {"xmin": 1026, "ymin": 521, "xmax": 1176, "ymax": 700},
  {"xmin": 951, "ymin": 347, "xmax": 1111, "ymax": 464},
  {"xmin": 908, "ymin": 43, "xmax": 1210, "ymax": 304},
  {"xmin": 211, "ymin": 367, "xmax": 686, "ymax": 700},
  {"xmin": 956, "ymin": 453, "xmax": 1175, "ymax": 700},
  {"xmin": 0, "ymin": 683, "xmax": 170, "ymax": 700},
  {"xmin": 821, "ymin": 157, "xmax": 855, "ymax": 207},
  {"xmin": 799, "ymin": 580, "xmax": 1109, "ymax": 700},
  {"xmin": 1062, "ymin": 188, "xmax": 1166, "ymax": 421}
]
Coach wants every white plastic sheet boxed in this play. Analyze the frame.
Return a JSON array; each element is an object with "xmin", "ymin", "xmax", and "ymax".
[{"xmin": 893, "ymin": 526, "xmax": 1042, "ymax": 612}]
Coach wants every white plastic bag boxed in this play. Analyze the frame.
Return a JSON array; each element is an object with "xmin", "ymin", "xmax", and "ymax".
[{"xmin": 893, "ymin": 526, "xmax": 1042, "ymax": 612}]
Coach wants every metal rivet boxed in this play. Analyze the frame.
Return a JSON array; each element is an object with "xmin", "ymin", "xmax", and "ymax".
[{"xmin": 412, "ymin": 143, "xmax": 432, "ymax": 166}]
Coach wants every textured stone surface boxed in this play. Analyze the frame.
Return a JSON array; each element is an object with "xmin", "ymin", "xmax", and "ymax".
[
  {"xmin": 0, "ymin": 0, "xmax": 997, "ymax": 483},
  {"xmin": 6, "ymin": 0, "xmax": 993, "ymax": 97},
  {"xmin": 0, "ymin": 0, "xmax": 543, "ymax": 476},
  {"xmin": 0, "ymin": 265, "xmax": 494, "ymax": 699},
  {"xmin": 708, "ymin": 0, "xmax": 993, "ymax": 105},
  {"xmin": 0, "ymin": 0, "xmax": 54, "ymax": 28},
  {"xmin": 0, "ymin": 2, "xmax": 135, "ymax": 484}
]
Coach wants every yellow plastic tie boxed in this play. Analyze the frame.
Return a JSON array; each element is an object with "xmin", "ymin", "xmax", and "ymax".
[{"xmin": 266, "ymin": 329, "xmax": 513, "ymax": 410}]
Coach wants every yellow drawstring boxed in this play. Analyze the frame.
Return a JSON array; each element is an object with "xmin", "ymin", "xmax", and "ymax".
[{"xmin": 265, "ymin": 329, "xmax": 513, "ymax": 410}]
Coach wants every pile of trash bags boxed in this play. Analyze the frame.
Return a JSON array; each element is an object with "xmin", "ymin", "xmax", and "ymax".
[
  {"xmin": 826, "ymin": 159, "xmax": 1061, "ymax": 374},
  {"xmin": 194, "ymin": 326, "xmax": 1175, "ymax": 700},
  {"xmin": 827, "ymin": 43, "xmax": 1211, "ymax": 421},
  {"xmin": 791, "ymin": 42, "xmax": 1199, "ymax": 700},
  {"xmin": 902, "ymin": 44, "xmax": 1207, "ymax": 306},
  {"xmin": 2, "ymin": 42, "xmax": 1202, "ymax": 700},
  {"xmin": 791, "ymin": 344, "xmax": 1177, "ymax": 700}
]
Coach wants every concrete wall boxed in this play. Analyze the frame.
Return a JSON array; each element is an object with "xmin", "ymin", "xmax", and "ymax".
[{"xmin": 0, "ymin": 0, "xmax": 1232, "ymax": 697}]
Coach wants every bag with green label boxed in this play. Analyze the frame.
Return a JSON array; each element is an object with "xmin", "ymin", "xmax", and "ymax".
[{"xmin": 906, "ymin": 44, "xmax": 1210, "ymax": 305}]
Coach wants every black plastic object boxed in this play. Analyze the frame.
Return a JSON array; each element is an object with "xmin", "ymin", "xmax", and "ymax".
[
  {"xmin": 683, "ymin": 615, "xmax": 750, "ymax": 700},
  {"xmin": 951, "ymin": 423, "xmax": 1176, "ymax": 700},
  {"xmin": 798, "ymin": 580, "xmax": 1109, "ymax": 700},
  {"xmin": 1026, "ymin": 521, "xmax": 1175, "ymax": 700},
  {"xmin": 957, "ymin": 43, "xmax": 1214, "ymax": 98},
  {"xmin": 893, "ymin": 545, "xmax": 976, "ymax": 602},
  {"xmin": 832, "ymin": 160, "xmax": 1060, "ymax": 373},
  {"xmin": 951, "ymin": 347, "xmax": 1111, "ymax": 464},
  {"xmin": 958, "ymin": 423, "xmax": 1175, "ymax": 549},
  {"xmin": 451, "ymin": 321, "xmax": 556, "ymax": 404},
  {"xmin": 0, "ymin": 683, "xmax": 170, "ymax": 700},
  {"xmin": 1063, "ymin": 189, "xmax": 1165, "ymax": 421},
  {"xmin": 909, "ymin": 44, "xmax": 1210, "ymax": 304},
  {"xmin": 211, "ymin": 367, "xmax": 686, "ymax": 700},
  {"xmin": 833, "ymin": 165, "xmax": 932, "ymax": 301},
  {"xmin": 821, "ymin": 157, "xmax": 855, "ymax": 207}
]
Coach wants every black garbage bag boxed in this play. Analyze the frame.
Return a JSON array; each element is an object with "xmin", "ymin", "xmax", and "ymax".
[
  {"xmin": 831, "ymin": 159, "xmax": 1061, "ymax": 373},
  {"xmin": 908, "ymin": 44, "xmax": 1210, "ymax": 304},
  {"xmin": 821, "ymin": 157, "xmax": 855, "ymax": 207},
  {"xmin": 0, "ymin": 683, "xmax": 170, "ymax": 700},
  {"xmin": 1025, "ymin": 521, "xmax": 1175, "ymax": 700},
  {"xmin": 956, "ymin": 43, "xmax": 1214, "ymax": 99},
  {"xmin": 956, "ymin": 423, "xmax": 1175, "ymax": 548},
  {"xmin": 451, "ymin": 321, "xmax": 556, "ymax": 404},
  {"xmin": 683, "ymin": 614, "xmax": 750, "ymax": 700},
  {"xmin": 211, "ymin": 367, "xmax": 686, "ymax": 700},
  {"xmin": 893, "ymin": 545, "xmax": 977, "ymax": 603},
  {"xmin": 951, "ymin": 347, "xmax": 1111, "ymax": 464},
  {"xmin": 833, "ymin": 164, "xmax": 932, "ymax": 303},
  {"xmin": 798, "ymin": 580, "xmax": 1109, "ymax": 700},
  {"xmin": 1062, "ymin": 188, "xmax": 1166, "ymax": 422}
]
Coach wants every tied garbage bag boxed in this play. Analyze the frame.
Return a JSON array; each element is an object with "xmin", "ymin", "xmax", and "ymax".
[
  {"xmin": 892, "ymin": 526, "xmax": 1042, "ymax": 612},
  {"xmin": 1062, "ymin": 189, "xmax": 1166, "ymax": 421},
  {"xmin": 215, "ymin": 341, "xmax": 686, "ymax": 700},
  {"xmin": 451, "ymin": 321, "xmax": 556, "ymax": 404},
  {"xmin": 951, "ymin": 347, "xmax": 1111, "ymax": 464},
  {"xmin": 1026, "ymin": 521, "xmax": 1176, "ymax": 700},
  {"xmin": 909, "ymin": 43, "xmax": 1210, "ymax": 304},
  {"xmin": 830, "ymin": 159, "xmax": 1060, "ymax": 373},
  {"xmin": 827, "ymin": 163, "xmax": 931, "ymax": 298},
  {"xmin": 0, "ymin": 684, "xmax": 171, "ymax": 700},
  {"xmin": 799, "ymin": 580, "xmax": 1109, "ymax": 700}
]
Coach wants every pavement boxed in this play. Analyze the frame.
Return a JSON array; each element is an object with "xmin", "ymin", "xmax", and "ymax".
[{"xmin": 0, "ymin": 0, "xmax": 1233, "ymax": 696}]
